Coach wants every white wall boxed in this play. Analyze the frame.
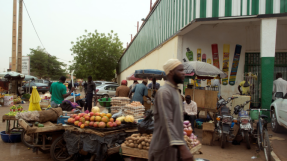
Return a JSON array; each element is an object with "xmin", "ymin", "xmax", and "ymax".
[{"xmin": 181, "ymin": 20, "xmax": 287, "ymax": 99}]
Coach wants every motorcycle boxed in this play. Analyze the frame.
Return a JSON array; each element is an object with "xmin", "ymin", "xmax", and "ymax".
[
  {"xmin": 233, "ymin": 100, "xmax": 252, "ymax": 149},
  {"xmin": 214, "ymin": 97, "xmax": 238, "ymax": 148}
]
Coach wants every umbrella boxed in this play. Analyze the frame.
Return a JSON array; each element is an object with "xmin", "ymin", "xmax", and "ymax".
[
  {"xmin": 24, "ymin": 75, "xmax": 38, "ymax": 81},
  {"xmin": 134, "ymin": 69, "xmax": 166, "ymax": 80},
  {"xmin": 0, "ymin": 71, "xmax": 25, "ymax": 80},
  {"xmin": 183, "ymin": 61, "xmax": 227, "ymax": 78},
  {"xmin": 126, "ymin": 73, "xmax": 143, "ymax": 81}
]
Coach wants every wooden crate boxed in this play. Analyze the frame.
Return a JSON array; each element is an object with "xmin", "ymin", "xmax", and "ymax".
[
  {"xmin": 202, "ymin": 123, "xmax": 215, "ymax": 145},
  {"xmin": 185, "ymin": 89, "xmax": 218, "ymax": 109}
]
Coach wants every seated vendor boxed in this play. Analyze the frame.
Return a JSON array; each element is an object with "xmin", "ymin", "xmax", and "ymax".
[{"xmin": 183, "ymin": 95, "xmax": 197, "ymax": 133}]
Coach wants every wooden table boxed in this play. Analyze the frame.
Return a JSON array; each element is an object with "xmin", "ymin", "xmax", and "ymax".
[{"xmin": 2, "ymin": 115, "xmax": 22, "ymax": 134}]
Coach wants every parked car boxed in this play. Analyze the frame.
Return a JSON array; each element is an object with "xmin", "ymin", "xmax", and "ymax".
[
  {"xmin": 94, "ymin": 81, "xmax": 117, "ymax": 87},
  {"xmin": 35, "ymin": 79, "xmax": 51, "ymax": 86},
  {"xmin": 270, "ymin": 92, "xmax": 287, "ymax": 132},
  {"xmin": 22, "ymin": 82, "xmax": 50, "ymax": 94},
  {"xmin": 95, "ymin": 84, "xmax": 119, "ymax": 98}
]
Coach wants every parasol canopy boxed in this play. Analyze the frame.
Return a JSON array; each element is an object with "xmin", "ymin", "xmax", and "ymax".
[
  {"xmin": 134, "ymin": 69, "xmax": 166, "ymax": 80},
  {"xmin": 0, "ymin": 71, "xmax": 25, "ymax": 80},
  {"xmin": 183, "ymin": 61, "xmax": 227, "ymax": 78},
  {"xmin": 24, "ymin": 75, "xmax": 38, "ymax": 81}
]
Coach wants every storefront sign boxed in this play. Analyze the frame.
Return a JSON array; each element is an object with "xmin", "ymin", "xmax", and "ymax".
[
  {"xmin": 229, "ymin": 44, "xmax": 242, "ymax": 85},
  {"xmin": 22, "ymin": 56, "xmax": 30, "ymax": 75}
]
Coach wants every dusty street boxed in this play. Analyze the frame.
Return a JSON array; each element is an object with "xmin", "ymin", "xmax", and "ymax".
[{"xmin": 0, "ymin": 94, "xmax": 286, "ymax": 161}]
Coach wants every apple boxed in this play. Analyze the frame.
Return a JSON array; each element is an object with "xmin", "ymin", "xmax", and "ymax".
[
  {"xmin": 75, "ymin": 116, "xmax": 80, "ymax": 121},
  {"xmin": 112, "ymin": 122, "xmax": 117, "ymax": 127},
  {"xmin": 90, "ymin": 112, "xmax": 94, "ymax": 116},
  {"xmin": 74, "ymin": 121, "xmax": 79, "ymax": 126},
  {"xmin": 93, "ymin": 122, "xmax": 99, "ymax": 128},
  {"xmin": 89, "ymin": 121, "xmax": 94, "ymax": 127},
  {"xmin": 90, "ymin": 116, "xmax": 95, "ymax": 121}
]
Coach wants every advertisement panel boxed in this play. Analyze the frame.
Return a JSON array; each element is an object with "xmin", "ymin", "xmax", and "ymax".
[{"xmin": 22, "ymin": 56, "xmax": 30, "ymax": 75}]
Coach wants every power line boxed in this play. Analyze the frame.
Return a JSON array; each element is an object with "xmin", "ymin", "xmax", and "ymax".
[{"xmin": 22, "ymin": 0, "xmax": 72, "ymax": 64}]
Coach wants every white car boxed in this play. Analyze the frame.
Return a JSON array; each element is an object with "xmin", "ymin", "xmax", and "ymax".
[
  {"xmin": 270, "ymin": 92, "xmax": 287, "ymax": 132},
  {"xmin": 95, "ymin": 84, "xmax": 119, "ymax": 98}
]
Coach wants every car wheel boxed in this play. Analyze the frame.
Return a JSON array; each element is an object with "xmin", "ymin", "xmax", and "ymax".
[{"xmin": 271, "ymin": 110, "xmax": 283, "ymax": 133}]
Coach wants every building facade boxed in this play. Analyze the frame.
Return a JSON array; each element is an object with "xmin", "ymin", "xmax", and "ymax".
[{"xmin": 118, "ymin": 0, "xmax": 287, "ymax": 111}]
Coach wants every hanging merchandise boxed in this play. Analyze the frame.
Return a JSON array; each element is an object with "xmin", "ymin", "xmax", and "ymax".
[
  {"xmin": 222, "ymin": 44, "xmax": 230, "ymax": 85},
  {"xmin": 206, "ymin": 59, "xmax": 212, "ymax": 86},
  {"xmin": 186, "ymin": 48, "xmax": 193, "ymax": 61},
  {"xmin": 197, "ymin": 49, "xmax": 202, "ymax": 61},
  {"xmin": 202, "ymin": 54, "xmax": 206, "ymax": 62},
  {"xmin": 229, "ymin": 44, "xmax": 242, "ymax": 85},
  {"xmin": 28, "ymin": 86, "xmax": 42, "ymax": 111},
  {"xmin": 211, "ymin": 44, "xmax": 220, "ymax": 69}
]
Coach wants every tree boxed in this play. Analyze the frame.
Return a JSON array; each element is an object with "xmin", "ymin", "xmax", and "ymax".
[
  {"xmin": 28, "ymin": 47, "xmax": 67, "ymax": 80},
  {"xmin": 69, "ymin": 30, "xmax": 124, "ymax": 80}
]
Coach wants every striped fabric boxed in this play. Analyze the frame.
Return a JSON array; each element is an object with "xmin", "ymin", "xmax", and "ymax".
[{"xmin": 119, "ymin": 0, "xmax": 287, "ymax": 73}]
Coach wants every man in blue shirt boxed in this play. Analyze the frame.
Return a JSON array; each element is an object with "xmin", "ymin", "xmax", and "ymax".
[
  {"xmin": 148, "ymin": 78, "xmax": 160, "ymax": 90},
  {"xmin": 129, "ymin": 79, "xmax": 151, "ymax": 104},
  {"xmin": 50, "ymin": 76, "xmax": 74, "ymax": 108}
]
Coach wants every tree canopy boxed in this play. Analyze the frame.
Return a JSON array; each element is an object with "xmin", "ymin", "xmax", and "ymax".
[
  {"xmin": 69, "ymin": 30, "xmax": 124, "ymax": 80},
  {"xmin": 28, "ymin": 47, "xmax": 67, "ymax": 80}
]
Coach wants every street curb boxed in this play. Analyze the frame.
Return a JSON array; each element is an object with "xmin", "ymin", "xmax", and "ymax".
[{"xmin": 271, "ymin": 151, "xmax": 281, "ymax": 161}]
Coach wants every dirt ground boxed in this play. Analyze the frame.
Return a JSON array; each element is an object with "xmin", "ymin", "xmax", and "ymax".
[{"xmin": 0, "ymin": 92, "xmax": 286, "ymax": 161}]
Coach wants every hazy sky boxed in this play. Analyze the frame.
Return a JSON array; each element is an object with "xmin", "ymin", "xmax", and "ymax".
[{"xmin": 0, "ymin": 0, "xmax": 151, "ymax": 72}]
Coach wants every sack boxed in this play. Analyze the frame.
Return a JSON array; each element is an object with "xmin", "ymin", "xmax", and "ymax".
[
  {"xmin": 138, "ymin": 110, "xmax": 154, "ymax": 134},
  {"xmin": 38, "ymin": 107, "xmax": 63, "ymax": 123}
]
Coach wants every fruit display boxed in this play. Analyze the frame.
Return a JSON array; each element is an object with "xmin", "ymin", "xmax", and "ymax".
[
  {"xmin": 116, "ymin": 115, "xmax": 135, "ymax": 123},
  {"xmin": 67, "ymin": 112, "xmax": 122, "ymax": 129},
  {"xmin": 5, "ymin": 106, "xmax": 27, "ymax": 116},
  {"xmin": 123, "ymin": 101, "xmax": 145, "ymax": 118},
  {"xmin": 13, "ymin": 96, "xmax": 22, "ymax": 104},
  {"xmin": 122, "ymin": 133, "xmax": 152, "ymax": 150}
]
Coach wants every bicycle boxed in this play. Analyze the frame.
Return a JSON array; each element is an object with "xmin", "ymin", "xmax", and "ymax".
[{"xmin": 248, "ymin": 109, "xmax": 272, "ymax": 161}]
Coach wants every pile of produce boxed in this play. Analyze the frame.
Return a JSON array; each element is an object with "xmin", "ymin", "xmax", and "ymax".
[
  {"xmin": 22, "ymin": 93, "xmax": 31, "ymax": 100},
  {"xmin": 6, "ymin": 106, "xmax": 27, "ymax": 116},
  {"xmin": 67, "ymin": 112, "xmax": 122, "ymax": 129},
  {"xmin": 183, "ymin": 120, "xmax": 200, "ymax": 149},
  {"xmin": 123, "ymin": 101, "xmax": 145, "ymax": 118},
  {"xmin": 111, "ymin": 97, "xmax": 130, "ymax": 114},
  {"xmin": 116, "ymin": 115, "xmax": 135, "ymax": 123},
  {"xmin": 122, "ymin": 133, "xmax": 152, "ymax": 150},
  {"xmin": 13, "ymin": 97, "xmax": 22, "ymax": 104}
]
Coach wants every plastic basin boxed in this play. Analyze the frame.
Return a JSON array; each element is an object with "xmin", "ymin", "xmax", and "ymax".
[
  {"xmin": 98, "ymin": 98, "xmax": 111, "ymax": 107},
  {"xmin": 0, "ymin": 131, "xmax": 22, "ymax": 143}
]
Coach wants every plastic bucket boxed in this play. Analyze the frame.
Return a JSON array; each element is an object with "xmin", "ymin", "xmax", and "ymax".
[
  {"xmin": 250, "ymin": 110, "xmax": 262, "ymax": 120},
  {"xmin": 0, "ymin": 131, "xmax": 21, "ymax": 143}
]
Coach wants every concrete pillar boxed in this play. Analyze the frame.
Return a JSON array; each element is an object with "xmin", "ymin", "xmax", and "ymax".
[{"xmin": 260, "ymin": 18, "xmax": 277, "ymax": 116}]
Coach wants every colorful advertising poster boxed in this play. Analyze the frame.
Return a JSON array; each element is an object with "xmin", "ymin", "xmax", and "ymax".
[
  {"xmin": 222, "ymin": 44, "xmax": 230, "ymax": 85},
  {"xmin": 202, "ymin": 54, "xmax": 206, "ymax": 62},
  {"xmin": 186, "ymin": 48, "xmax": 193, "ymax": 61},
  {"xmin": 229, "ymin": 44, "xmax": 242, "ymax": 86},
  {"xmin": 197, "ymin": 49, "xmax": 201, "ymax": 61},
  {"xmin": 211, "ymin": 44, "xmax": 220, "ymax": 69}
]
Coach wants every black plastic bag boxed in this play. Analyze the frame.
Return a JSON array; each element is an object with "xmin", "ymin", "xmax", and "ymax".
[{"xmin": 138, "ymin": 110, "xmax": 154, "ymax": 134}]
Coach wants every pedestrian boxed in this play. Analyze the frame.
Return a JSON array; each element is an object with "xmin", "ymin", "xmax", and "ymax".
[
  {"xmin": 183, "ymin": 95, "xmax": 197, "ymax": 133},
  {"xmin": 116, "ymin": 80, "xmax": 130, "ymax": 97},
  {"xmin": 50, "ymin": 76, "xmax": 74, "ymax": 108},
  {"xmin": 83, "ymin": 81, "xmax": 88, "ymax": 94},
  {"xmin": 273, "ymin": 73, "xmax": 287, "ymax": 101},
  {"xmin": 68, "ymin": 81, "xmax": 72, "ymax": 92},
  {"xmin": 129, "ymin": 79, "xmax": 151, "ymax": 105},
  {"xmin": 84, "ymin": 76, "xmax": 97, "ymax": 112},
  {"xmin": 148, "ymin": 78, "xmax": 160, "ymax": 90},
  {"xmin": 149, "ymin": 59, "xmax": 194, "ymax": 161},
  {"xmin": 238, "ymin": 74, "xmax": 250, "ymax": 95},
  {"xmin": 79, "ymin": 81, "xmax": 83, "ymax": 92},
  {"xmin": 129, "ymin": 80, "xmax": 138, "ymax": 97}
]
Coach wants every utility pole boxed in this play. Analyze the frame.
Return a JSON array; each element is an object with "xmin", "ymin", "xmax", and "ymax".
[
  {"xmin": 11, "ymin": 0, "xmax": 17, "ymax": 71},
  {"xmin": 17, "ymin": 0, "xmax": 23, "ymax": 73}
]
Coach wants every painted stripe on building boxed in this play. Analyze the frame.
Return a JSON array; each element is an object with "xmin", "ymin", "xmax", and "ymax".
[{"xmin": 119, "ymin": 0, "xmax": 287, "ymax": 72}]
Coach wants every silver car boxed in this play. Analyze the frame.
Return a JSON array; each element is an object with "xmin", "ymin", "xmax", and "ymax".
[
  {"xmin": 95, "ymin": 84, "xmax": 119, "ymax": 98},
  {"xmin": 94, "ymin": 81, "xmax": 117, "ymax": 87}
]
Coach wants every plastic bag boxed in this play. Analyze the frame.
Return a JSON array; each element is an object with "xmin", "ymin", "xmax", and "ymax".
[
  {"xmin": 138, "ymin": 110, "xmax": 154, "ymax": 134},
  {"xmin": 112, "ymin": 109, "xmax": 123, "ymax": 119}
]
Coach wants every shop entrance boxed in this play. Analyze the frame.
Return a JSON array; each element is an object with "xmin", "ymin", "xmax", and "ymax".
[{"xmin": 245, "ymin": 52, "xmax": 287, "ymax": 108}]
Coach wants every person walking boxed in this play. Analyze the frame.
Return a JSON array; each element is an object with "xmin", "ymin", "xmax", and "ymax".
[
  {"xmin": 129, "ymin": 80, "xmax": 138, "ymax": 98},
  {"xmin": 129, "ymin": 79, "xmax": 150, "ymax": 104},
  {"xmin": 50, "ymin": 76, "xmax": 74, "ymax": 108},
  {"xmin": 79, "ymin": 81, "xmax": 83, "ymax": 92},
  {"xmin": 83, "ymin": 81, "xmax": 88, "ymax": 95},
  {"xmin": 273, "ymin": 73, "xmax": 287, "ymax": 101},
  {"xmin": 183, "ymin": 95, "xmax": 197, "ymax": 133},
  {"xmin": 68, "ymin": 81, "xmax": 72, "ymax": 92},
  {"xmin": 84, "ymin": 76, "xmax": 96, "ymax": 112},
  {"xmin": 149, "ymin": 59, "xmax": 194, "ymax": 161},
  {"xmin": 148, "ymin": 78, "xmax": 160, "ymax": 90},
  {"xmin": 116, "ymin": 80, "xmax": 130, "ymax": 97}
]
